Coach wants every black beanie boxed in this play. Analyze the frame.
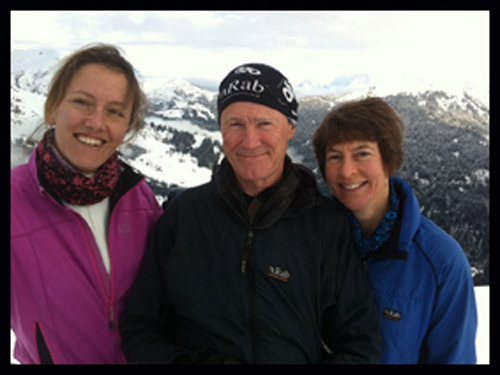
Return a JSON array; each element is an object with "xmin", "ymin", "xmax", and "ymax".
[{"xmin": 217, "ymin": 63, "xmax": 298, "ymax": 125}]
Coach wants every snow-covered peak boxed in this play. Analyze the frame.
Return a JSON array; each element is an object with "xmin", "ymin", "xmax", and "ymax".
[
  {"xmin": 295, "ymin": 73, "xmax": 489, "ymax": 109},
  {"xmin": 11, "ymin": 48, "xmax": 61, "ymax": 72},
  {"xmin": 147, "ymin": 78, "xmax": 217, "ymax": 124},
  {"xmin": 11, "ymin": 48, "xmax": 62, "ymax": 95},
  {"xmin": 148, "ymin": 78, "xmax": 216, "ymax": 103}
]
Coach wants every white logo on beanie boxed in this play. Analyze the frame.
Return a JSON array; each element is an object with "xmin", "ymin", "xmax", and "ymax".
[
  {"xmin": 234, "ymin": 66, "xmax": 262, "ymax": 75},
  {"xmin": 282, "ymin": 79, "xmax": 295, "ymax": 103}
]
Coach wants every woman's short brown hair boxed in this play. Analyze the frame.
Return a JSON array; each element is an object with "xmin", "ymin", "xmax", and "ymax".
[
  {"xmin": 312, "ymin": 97, "xmax": 405, "ymax": 179},
  {"xmin": 44, "ymin": 43, "xmax": 147, "ymax": 142}
]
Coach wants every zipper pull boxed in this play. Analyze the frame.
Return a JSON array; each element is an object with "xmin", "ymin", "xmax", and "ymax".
[
  {"xmin": 109, "ymin": 305, "xmax": 115, "ymax": 329},
  {"xmin": 241, "ymin": 230, "xmax": 254, "ymax": 274},
  {"xmin": 241, "ymin": 256, "xmax": 248, "ymax": 274},
  {"xmin": 246, "ymin": 230, "xmax": 254, "ymax": 248}
]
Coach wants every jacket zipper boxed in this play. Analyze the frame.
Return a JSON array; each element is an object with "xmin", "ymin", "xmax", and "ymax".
[
  {"xmin": 241, "ymin": 229, "xmax": 258, "ymax": 363},
  {"xmin": 73, "ymin": 211, "xmax": 116, "ymax": 330},
  {"xmin": 109, "ymin": 304, "xmax": 115, "ymax": 329},
  {"xmin": 104, "ymin": 177, "xmax": 145, "ymax": 330},
  {"xmin": 241, "ymin": 230, "xmax": 254, "ymax": 274},
  {"xmin": 103, "ymin": 178, "xmax": 145, "ymax": 331},
  {"xmin": 66, "ymin": 206, "xmax": 119, "ymax": 333}
]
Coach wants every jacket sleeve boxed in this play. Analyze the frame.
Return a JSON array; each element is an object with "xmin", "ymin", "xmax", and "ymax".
[
  {"xmin": 321, "ymin": 216, "xmax": 381, "ymax": 364},
  {"xmin": 422, "ymin": 236, "xmax": 478, "ymax": 364},
  {"xmin": 119, "ymin": 201, "xmax": 188, "ymax": 364}
]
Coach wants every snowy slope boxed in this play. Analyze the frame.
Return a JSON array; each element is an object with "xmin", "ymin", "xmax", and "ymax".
[
  {"xmin": 474, "ymin": 286, "xmax": 489, "ymax": 365},
  {"xmin": 11, "ymin": 86, "xmax": 45, "ymax": 142},
  {"xmin": 10, "ymin": 48, "xmax": 61, "ymax": 95},
  {"xmin": 148, "ymin": 78, "xmax": 216, "ymax": 124},
  {"xmin": 121, "ymin": 116, "xmax": 221, "ymax": 188}
]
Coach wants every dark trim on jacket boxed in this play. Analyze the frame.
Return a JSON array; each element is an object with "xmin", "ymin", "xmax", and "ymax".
[{"xmin": 35, "ymin": 323, "xmax": 54, "ymax": 365}]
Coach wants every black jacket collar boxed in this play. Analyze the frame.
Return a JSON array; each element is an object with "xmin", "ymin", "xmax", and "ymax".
[{"xmin": 213, "ymin": 156, "xmax": 320, "ymax": 230}]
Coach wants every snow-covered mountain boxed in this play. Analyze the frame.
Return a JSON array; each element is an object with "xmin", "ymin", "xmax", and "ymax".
[
  {"xmin": 147, "ymin": 78, "xmax": 217, "ymax": 126},
  {"xmin": 10, "ymin": 48, "xmax": 489, "ymax": 285},
  {"xmin": 10, "ymin": 48, "xmax": 60, "ymax": 95},
  {"xmin": 294, "ymin": 73, "xmax": 490, "ymax": 108}
]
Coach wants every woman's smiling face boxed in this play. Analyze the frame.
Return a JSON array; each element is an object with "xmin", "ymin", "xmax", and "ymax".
[
  {"xmin": 48, "ymin": 63, "xmax": 132, "ymax": 174},
  {"xmin": 324, "ymin": 140, "xmax": 390, "ymax": 219}
]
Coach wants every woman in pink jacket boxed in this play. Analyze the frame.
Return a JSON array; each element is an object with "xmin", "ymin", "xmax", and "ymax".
[{"xmin": 11, "ymin": 44, "xmax": 162, "ymax": 364}]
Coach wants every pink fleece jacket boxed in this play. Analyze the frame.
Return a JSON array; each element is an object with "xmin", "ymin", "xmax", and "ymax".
[{"xmin": 11, "ymin": 150, "xmax": 162, "ymax": 364}]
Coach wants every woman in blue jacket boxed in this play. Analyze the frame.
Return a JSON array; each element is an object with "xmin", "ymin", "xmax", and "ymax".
[{"xmin": 312, "ymin": 97, "xmax": 477, "ymax": 364}]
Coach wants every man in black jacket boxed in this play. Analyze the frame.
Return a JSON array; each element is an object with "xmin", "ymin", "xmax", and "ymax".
[{"xmin": 119, "ymin": 63, "xmax": 380, "ymax": 364}]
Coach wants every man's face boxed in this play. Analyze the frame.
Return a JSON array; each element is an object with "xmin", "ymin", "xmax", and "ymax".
[{"xmin": 220, "ymin": 101, "xmax": 296, "ymax": 197}]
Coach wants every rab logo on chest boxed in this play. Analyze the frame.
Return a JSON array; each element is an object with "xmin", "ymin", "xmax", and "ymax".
[
  {"xmin": 383, "ymin": 308, "xmax": 402, "ymax": 321},
  {"xmin": 118, "ymin": 222, "xmax": 131, "ymax": 233},
  {"xmin": 267, "ymin": 265, "xmax": 291, "ymax": 282}
]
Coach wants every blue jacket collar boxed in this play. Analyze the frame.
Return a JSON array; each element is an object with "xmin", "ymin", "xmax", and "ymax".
[{"xmin": 391, "ymin": 177, "xmax": 423, "ymax": 253}]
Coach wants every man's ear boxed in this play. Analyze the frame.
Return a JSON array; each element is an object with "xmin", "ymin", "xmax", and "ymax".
[{"xmin": 289, "ymin": 122, "xmax": 296, "ymax": 139}]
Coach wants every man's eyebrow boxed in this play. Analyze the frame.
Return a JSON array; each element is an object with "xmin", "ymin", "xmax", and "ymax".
[{"xmin": 224, "ymin": 116, "xmax": 243, "ymax": 122}]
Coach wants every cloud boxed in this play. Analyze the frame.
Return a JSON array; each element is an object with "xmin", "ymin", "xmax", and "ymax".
[{"xmin": 11, "ymin": 10, "xmax": 488, "ymax": 94}]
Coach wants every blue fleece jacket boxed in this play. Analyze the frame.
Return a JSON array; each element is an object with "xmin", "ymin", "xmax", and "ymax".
[{"xmin": 353, "ymin": 177, "xmax": 477, "ymax": 364}]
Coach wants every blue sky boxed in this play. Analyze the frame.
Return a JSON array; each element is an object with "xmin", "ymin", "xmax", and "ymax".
[{"xmin": 11, "ymin": 11, "xmax": 489, "ymax": 97}]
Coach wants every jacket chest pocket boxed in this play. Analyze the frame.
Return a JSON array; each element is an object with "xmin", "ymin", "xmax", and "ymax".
[{"xmin": 373, "ymin": 291, "xmax": 430, "ymax": 354}]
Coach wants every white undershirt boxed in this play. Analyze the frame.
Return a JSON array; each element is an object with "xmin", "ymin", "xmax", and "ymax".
[{"xmin": 65, "ymin": 197, "xmax": 111, "ymax": 274}]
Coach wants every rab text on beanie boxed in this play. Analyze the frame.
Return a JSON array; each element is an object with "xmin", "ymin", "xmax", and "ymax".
[{"xmin": 217, "ymin": 63, "xmax": 298, "ymax": 125}]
